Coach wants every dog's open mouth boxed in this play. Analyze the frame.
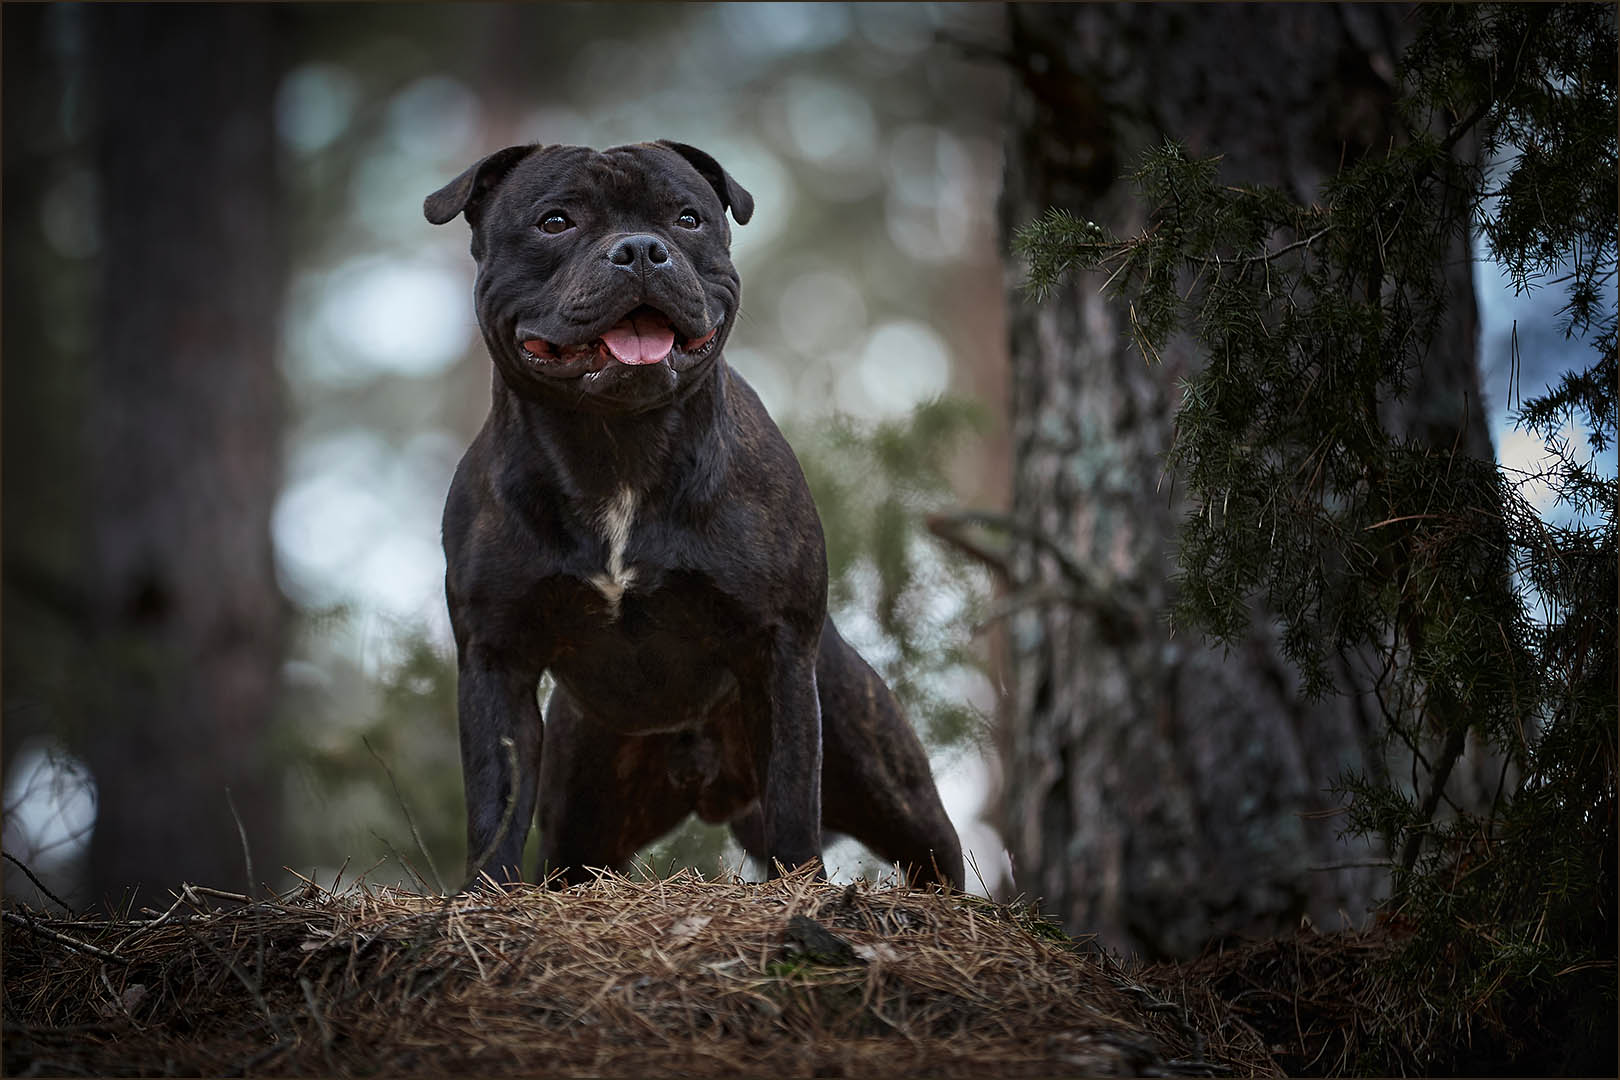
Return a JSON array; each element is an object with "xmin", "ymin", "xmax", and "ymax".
[{"xmin": 519, "ymin": 306, "xmax": 720, "ymax": 375}]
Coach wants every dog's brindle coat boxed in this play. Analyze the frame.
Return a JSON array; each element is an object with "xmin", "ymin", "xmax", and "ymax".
[{"xmin": 426, "ymin": 141, "xmax": 962, "ymax": 889}]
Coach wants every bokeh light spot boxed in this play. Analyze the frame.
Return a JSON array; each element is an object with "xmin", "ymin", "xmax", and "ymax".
[
  {"xmin": 835, "ymin": 319, "xmax": 951, "ymax": 419},
  {"xmin": 314, "ymin": 258, "xmax": 473, "ymax": 381},
  {"xmin": 275, "ymin": 63, "xmax": 360, "ymax": 155},
  {"xmin": 385, "ymin": 75, "xmax": 482, "ymax": 163},
  {"xmin": 777, "ymin": 269, "xmax": 868, "ymax": 356}
]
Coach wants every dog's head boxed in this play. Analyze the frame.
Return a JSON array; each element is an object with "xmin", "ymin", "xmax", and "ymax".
[{"xmin": 426, "ymin": 141, "xmax": 753, "ymax": 415}]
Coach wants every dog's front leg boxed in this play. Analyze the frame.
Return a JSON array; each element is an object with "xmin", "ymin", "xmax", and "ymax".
[
  {"xmin": 748, "ymin": 630, "xmax": 825, "ymax": 875},
  {"xmin": 456, "ymin": 643, "xmax": 543, "ymax": 888}
]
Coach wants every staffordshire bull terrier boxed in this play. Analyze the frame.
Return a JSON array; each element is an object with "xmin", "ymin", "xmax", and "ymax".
[{"xmin": 425, "ymin": 140, "xmax": 963, "ymax": 890}]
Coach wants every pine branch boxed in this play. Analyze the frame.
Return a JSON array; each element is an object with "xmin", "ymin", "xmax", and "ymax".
[{"xmin": 1186, "ymin": 225, "xmax": 1337, "ymax": 268}]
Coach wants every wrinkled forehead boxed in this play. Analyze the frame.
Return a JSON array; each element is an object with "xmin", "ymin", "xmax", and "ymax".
[{"xmin": 496, "ymin": 143, "xmax": 713, "ymax": 214}]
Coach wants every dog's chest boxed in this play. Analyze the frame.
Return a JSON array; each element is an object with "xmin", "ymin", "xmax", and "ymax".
[
  {"xmin": 548, "ymin": 484, "xmax": 747, "ymax": 669},
  {"xmin": 550, "ymin": 492, "xmax": 750, "ymax": 728},
  {"xmin": 587, "ymin": 485, "xmax": 638, "ymax": 616}
]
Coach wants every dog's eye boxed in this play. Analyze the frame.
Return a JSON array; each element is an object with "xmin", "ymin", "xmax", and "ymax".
[
  {"xmin": 676, "ymin": 210, "xmax": 701, "ymax": 230},
  {"xmin": 538, "ymin": 212, "xmax": 573, "ymax": 235}
]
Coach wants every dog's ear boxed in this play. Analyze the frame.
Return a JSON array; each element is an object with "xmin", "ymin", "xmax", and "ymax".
[
  {"xmin": 657, "ymin": 140, "xmax": 754, "ymax": 226},
  {"xmin": 424, "ymin": 144, "xmax": 538, "ymax": 227}
]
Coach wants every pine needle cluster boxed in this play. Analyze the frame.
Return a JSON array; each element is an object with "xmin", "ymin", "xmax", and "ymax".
[{"xmin": 1015, "ymin": 3, "xmax": 1615, "ymax": 1067}]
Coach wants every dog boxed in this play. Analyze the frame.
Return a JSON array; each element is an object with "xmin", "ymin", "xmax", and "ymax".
[{"xmin": 424, "ymin": 140, "xmax": 963, "ymax": 890}]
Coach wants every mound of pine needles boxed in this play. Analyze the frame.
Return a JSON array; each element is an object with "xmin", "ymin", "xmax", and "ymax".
[{"xmin": 3, "ymin": 865, "xmax": 1266, "ymax": 1077}]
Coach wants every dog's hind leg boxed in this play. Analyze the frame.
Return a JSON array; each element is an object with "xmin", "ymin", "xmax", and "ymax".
[
  {"xmin": 815, "ymin": 619, "xmax": 964, "ymax": 889},
  {"xmin": 728, "ymin": 805, "xmax": 766, "ymax": 857},
  {"xmin": 730, "ymin": 806, "xmax": 853, "ymax": 877}
]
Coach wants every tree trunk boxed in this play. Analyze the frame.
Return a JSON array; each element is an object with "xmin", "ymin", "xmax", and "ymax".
[
  {"xmin": 2, "ymin": 4, "xmax": 100, "ymax": 905},
  {"xmin": 996, "ymin": 3, "xmax": 1494, "ymax": 957},
  {"xmin": 79, "ymin": 5, "xmax": 289, "ymax": 905}
]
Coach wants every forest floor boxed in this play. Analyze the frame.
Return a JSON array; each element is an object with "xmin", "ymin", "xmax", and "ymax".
[{"xmin": 0, "ymin": 867, "xmax": 1501, "ymax": 1077}]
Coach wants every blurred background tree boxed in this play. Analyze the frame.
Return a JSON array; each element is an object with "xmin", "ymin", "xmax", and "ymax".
[
  {"xmin": 1006, "ymin": 0, "xmax": 1615, "ymax": 1031},
  {"xmin": 1009, "ymin": 4, "xmax": 1614, "ymax": 1066},
  {"xmin": 3, "ymin": 4, "xmax": 291, "ymax": 906},
  {"xmin": 991, "ymin": 3, "xmax": 1523, "ymax": 958}
]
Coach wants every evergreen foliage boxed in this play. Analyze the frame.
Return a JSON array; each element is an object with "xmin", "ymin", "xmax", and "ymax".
[
  {"xmin": 795, "ymin": 396, "xmax": 992, "ymax": 748},
  {"xmin": 1014, "ymin": 3, "xmax": 1615, "ymax": 1068}
]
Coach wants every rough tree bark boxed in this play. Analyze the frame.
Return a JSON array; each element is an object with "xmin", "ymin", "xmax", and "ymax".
[
  {"xmin": 78, "ymin": 5, "xmax": 290, "ymax": 905},
  {"xmin": 996, "ymin": 4, "xmax": 1496, "ymax": 957}
]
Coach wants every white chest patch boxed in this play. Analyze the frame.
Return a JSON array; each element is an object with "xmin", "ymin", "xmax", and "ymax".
[{"xmin": 588, "ymin": 485, "xmax": 637, "ymax": 617}]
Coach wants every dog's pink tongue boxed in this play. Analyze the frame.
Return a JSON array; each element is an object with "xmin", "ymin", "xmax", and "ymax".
[{"xmin": 601, "ymin": 312, "xmax": 675, "ymax": 366}]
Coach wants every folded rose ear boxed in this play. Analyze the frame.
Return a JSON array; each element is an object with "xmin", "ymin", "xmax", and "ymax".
[
  {"xmin": 656, "ymin": 140, "xmax": 755, "ymax": 226},
  {"xmin": 424, "ymin": 144, "xmax": 539, "ymax": 227}
]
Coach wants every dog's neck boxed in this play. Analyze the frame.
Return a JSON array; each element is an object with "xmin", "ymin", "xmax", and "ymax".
[{"xmin": 494, "ymin": 359, "xmax": 735, "ymax": 505}]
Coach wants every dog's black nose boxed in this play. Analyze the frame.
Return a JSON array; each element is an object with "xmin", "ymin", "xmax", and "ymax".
[{"xmin": 608, "ymin": 234, "xmax": 670, "ymax": 271}]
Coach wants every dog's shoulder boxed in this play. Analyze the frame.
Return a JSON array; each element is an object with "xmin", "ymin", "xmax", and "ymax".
[
  {"xmin": 441, "ymin": 417, "xmax": 559, "ymax": 575},
  {"xmin": 718, "ymin": 363, "xmax": 816, "ymax": 505}
]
